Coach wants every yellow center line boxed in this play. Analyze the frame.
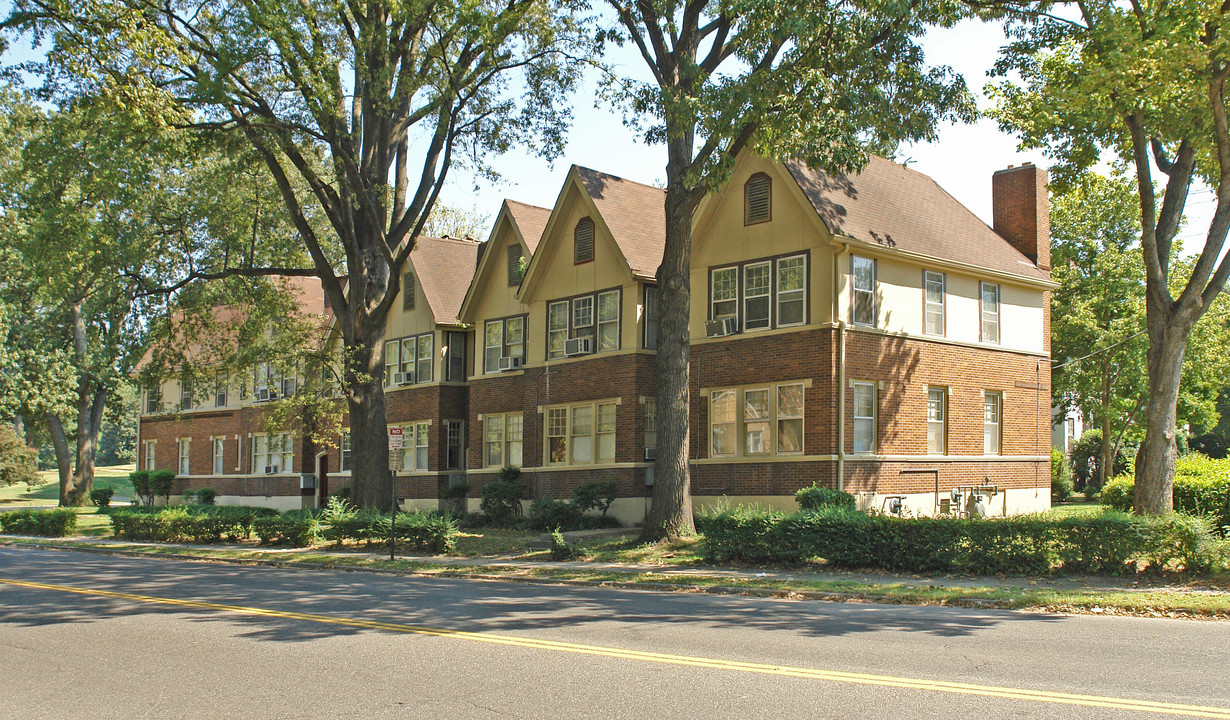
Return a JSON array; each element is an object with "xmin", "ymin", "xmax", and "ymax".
[{"xmin": 4, "ymin": 576, "xmax": 1228, "ymax": 718}]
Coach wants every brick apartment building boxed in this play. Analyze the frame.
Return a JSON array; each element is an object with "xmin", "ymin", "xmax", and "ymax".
[{"xmin": 138, "ymin": 152, "xmax": 1055, "ymax": 521}]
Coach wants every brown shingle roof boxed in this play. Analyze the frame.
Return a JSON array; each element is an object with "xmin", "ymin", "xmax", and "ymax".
[
  {"xmin": 410, "ymin": 235, "xmax": 480, "ymax": 324},
  {"xmin": 575, "ymin": 166, "xmax": 666, "ymax": 278},
  {"xmin": 504, "ymin": 200, "xmax": 551, "ymax": 253},
  {"xmin": 784, "ymin": 156, "xmax": 1051, "ymax": 282}
]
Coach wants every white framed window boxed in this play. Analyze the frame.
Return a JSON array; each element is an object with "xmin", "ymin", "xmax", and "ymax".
[
  {"xmin": 644, "ymin": 397, "xmax": 657, "ymax": 450},
  {"xmin": 777, "ymin": 384, "xmax": 804, "ymax": 454},
  {"xmin": 548, "ymin": 301, "xmax": 569, "ymax": 359},
  {"xmin": 386, "ymin": 334, "xmax": 433, "ymax": 385},
  {"xmin": 981, "ymin": 282, "xmax": 1000, "ymax": 344},
  {"xmin": 179, "ymin": 377, "xmax": 193, "ymax": 410},
  {"xmin": 924, "ymin": 271, "xmax": 945, "ymax": 336},
  {"xmin": 743, "ymin": 261, "xmax": 771, "ymax": 331},
  {"xmin": 643, "ymin": 285, "xmax": 659, "ymax": 350},
  {"xmin": 144, "ymin": 440, "xmax": 156, "ymax": 470},
  {"xmin": 446, "ymin": 420, "xmax": 465, "ymax": 470},
  {"xmin": 927, "ymin": 387, "xmax": 946, "ymax": 455},
  {"xmin": 340, "ymin": 433, "xmax": 352, "ymax": 472},
  {"xmin": 852, "ymin": 382, "xmax": 876, "ymax": 453},
  {"xmin": 212, "ymin": 437, "xmax": 225, "ymax": 475},
  {"xmin": 416, "ymin": 335, "xmax": 434, "ymax": 382},
  {"xmin": 984, "ymin": 392, "xmax": 1002, "ymax": 455},
  {"xmin": 573, "ymin": 295, "xmax": 594, "ymax": 331},
  {"xmin": 711, "ymin": 266, "xmax": 738, "ymax": 320},
  {"xmin": 597, "ymin": 290, "xmax": 620, "ymax": 351},
  {"xmin": 215, "ymin": 372, "xmax": 228, "ymax": 408},
  {"xmin": 710, "ymin": 389, "xmax": 737, "ymax": 457},
  {"xmin": 709, "ymin": 383, "xmax": 806, "ymax": 457},
  {"xmin": 776, "ymin": 256, "xmax": 806, "ymax": 327},
  {"xmin": 253, "ymin": 433, "xmax": 293, "ymax": 474},
  {"xmin": 385, "ymin": 339, "xmax": 402, "ymax": 383},
  {"xmin": 484, "ymin": 317, "xmax": 525, "ymax": 372},
  {"xmin": 484, "ymin": 413, "xmax": 522, "ymax": 468},
  {"xmin": 544, "ymin": 401, "xmax": 617, "ymax": 466},
  {"xmin": 145, "ymin": 387, "xmax": 161, "ymax": 414},
  {"xmin": 178, "ymin": 438, "xmax": 191, "ymax": 476},
  {"xmin": 253, "ymin": 362, "xmax": 283, "ymax": 399},
  {"xmin": 852, "ymin": 256, "xmax": 876, "ymax": 327},
  {"xmin": 398, "ymin": 421, "xmax": 430, "ymax": 472}
]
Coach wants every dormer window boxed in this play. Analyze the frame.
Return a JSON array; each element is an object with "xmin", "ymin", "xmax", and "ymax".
[
  {"xmin": 745, "ymin": 173, "xmax": 771, "ymax": 225},
  {"xmin": 574, "ymin": 218, "xmax": 594, "ymax": 264}
]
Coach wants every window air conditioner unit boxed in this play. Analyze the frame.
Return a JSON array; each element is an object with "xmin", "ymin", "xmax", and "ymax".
[
  {"xmin": 644, "ymin": 447, "xmax": 656, "ymax": 461},
  {"xmin": 498, "ymin": 356, "xmax": 523, "ymax": 371},
  {"xmin": 264, "ymin": 465, "xmax": 278, "ymax": 474},
  {"xmin": 254, "ymin": 387, "xmax": 270, "ymax": 402},
  {"xmin": 282, "ymin": 378, "xmax": 297, "ymax": 397},
  {"xmin": 564, "ymin": 337, "xmax": 592, "ymax": 356},
  {"xmin": 705, "ymin": 317, "xmax": 739, "ymax": 338},
  {"xmin": 300, "ymin": 474, "xmax": 317, "ymax": 490},
  {"xmin": 392, "ymin": 371, "xmax": 413, "ymax": 386}
]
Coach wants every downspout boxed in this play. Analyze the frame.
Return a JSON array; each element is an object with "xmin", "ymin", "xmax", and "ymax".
[{"xmin": 834, "ymin": 242, "xmax": 849, "ymax": 492}]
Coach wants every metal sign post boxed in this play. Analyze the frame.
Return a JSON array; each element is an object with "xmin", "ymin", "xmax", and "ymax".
[{"xmin": 388, "ymin": 428, "xmax": 404, "ymax": 560}]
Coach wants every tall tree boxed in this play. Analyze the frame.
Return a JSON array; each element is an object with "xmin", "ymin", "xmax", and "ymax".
[
  {"xmin": 0, "ymin": 90, "xmax": 303, "ymax": 505},
  {"xmin": 1051, "ymin": 173, "xmax": 1230, "ymax": 489},
  {"xmin": 990, "ymin": 0, "xmax": 1230, "ymax": 513},
  {"xmin": 5, "ymin": 0, "xmax": 586, "ymax": 510},
  {"xmin": 603, "ymin": 0, "xmax": 974, "ymax": 538}
]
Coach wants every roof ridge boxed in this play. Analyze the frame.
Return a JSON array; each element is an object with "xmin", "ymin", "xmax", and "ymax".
[{"xmin": 575, "ymin": 164, "xmax": 665, "ymax": 194}]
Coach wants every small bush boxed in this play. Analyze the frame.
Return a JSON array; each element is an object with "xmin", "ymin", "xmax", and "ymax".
[
  {"xmin": 0, "ymin": 427, "xmax": 39, "ymax": 489},
  {"xmin": 393, "ymin": 511, "xmax": 458, "ymax": 553},
  {"xmin": 196, "ymin": 488, "xmax": 218, "ymax": 506},
  {"xmin": 150, "ymin": 470, "xmax": 176, "ymax": 505},
  {"xmin": 480, "ymin": 468, "xmax": 526, "ymax": 524},
  {"xmin": 549, "ymin": 528, "xmax": 581, "ymax": 561},
  {"xmin": 1051, "ymin": 448, "xmax": 1074, "ymax": 502},
  {"xmin": 90, "ymin": 487, "xmax": 115, "ymax": 508},
  {"xmin": 109, "ymin": 505, "xmax": 277, "ymax": 543},
  {"xmin": 1069, "ymin": 429, "xmax": 1130, "ymax": 493},
  {"xmin": 440, "ymin": 483, "xmax": 469, "ymax": 500},
  {"xmin": 528, "ymin": 498, "xmax": 583, "ymax": 532},
  {"xmin": 129, "ymin": 470, "xmax": 153, "ymax": 505},
  {"xmin": 572, "ymin": 480, "xmax": 617, "ymax": 517},
  {"xmin": 795, "ymin": 485, "xmax": 856, "ymax": 511},
  {"xmin": 0, "ymin": 509, "xmax": 78, "ymax": 537}
]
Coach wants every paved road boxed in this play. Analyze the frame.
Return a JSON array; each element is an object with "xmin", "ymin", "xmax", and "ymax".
[{"xmin": 0, "ymin": 546, "xmax": 1227, "ymax": 720}]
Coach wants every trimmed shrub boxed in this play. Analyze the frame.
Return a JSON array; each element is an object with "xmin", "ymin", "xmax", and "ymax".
[
  {"xmin": 1051, "ymin": 448, "xmax": 1074, "ymax": 502},
  {"xmin": 195, "ymin": 488, "xmax": 218, "ymax": 506},
  {"xmin": 480, "ymin": 467, "xmax": 526, "ymax": 524},
  {"xmin": 130, "ymin": 470, "xmax": 153, "ymax": 505},
  {"xmin": 150, "ymin": 470, "xmax": 176, "ymax": 505},
  {"xmin": 795, "ymin": 485, "xmax": 856, "ymax": 511},
  {"xmin": 252, "ymin": 516, "xmax": 320, "ymax": 546},
  {"xmin": 90, "ymin": 487, "xmax": 115, "ymax": 508},
  {"xmin": 109, "ymin": 506, "xmax": 277, "ymax": 543},
  {"xmin": 572, "ymin": 480, "xmax": 617, "ymax": 517},
  {"xmin": 697, "ymin": 505, "xmax": 1227, "ymax": 575},
  {"xmin": 1102, "ymin": 454, "xmax": 1230, "ymax": 532},
  {"xmin": 0, "ymin": 509, "xmax": 78, "ymax": 537},
  {"xmin": 528, "ymin": 498, "xmax": 583, "ymax": 532},
  {"xmin": 393, "ymin": 511, "xmax": 457, "ymax": 553}
]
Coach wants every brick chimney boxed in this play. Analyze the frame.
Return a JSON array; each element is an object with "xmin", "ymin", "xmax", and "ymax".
[{"xmin": 992, "ymin": 162, "xmax": 1050, "ymax": 271}]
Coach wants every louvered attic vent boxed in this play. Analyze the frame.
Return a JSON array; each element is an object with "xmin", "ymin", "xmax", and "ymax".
[
  {"xmin": 745, "ymin": 173, "xmax": 771, "ymax": 224},
  {"xmin": 507, "ymin": 243, "xmax": 522, "ymax": 286},
  {"xmin": 403, "ymin": 272, "xmax": 415, "ymax": 310},
  {"xmin": 575, "ymin": 218, "xmax": 594, "ymax": 263}
]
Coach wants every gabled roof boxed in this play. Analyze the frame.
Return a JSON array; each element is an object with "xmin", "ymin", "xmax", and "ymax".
[
  {"xmin": 504, "ymin": 200, "xmax": 551, "ymax": 254},
  {"xmin": 409, "ymin": 235, "xmax": 481, "ymax": 325},
  {"xmin": 784, "ymin": 156, "xmax": 1051, "ymax": 282},
  {"xmin": 574, "ymin": 166, "xmax": 665, "ymax": 278}
]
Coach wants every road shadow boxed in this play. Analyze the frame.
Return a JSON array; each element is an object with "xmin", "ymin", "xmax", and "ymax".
[{"xmin": 0, "ymin": 547, "xmax": 1066, "ymax": 647}]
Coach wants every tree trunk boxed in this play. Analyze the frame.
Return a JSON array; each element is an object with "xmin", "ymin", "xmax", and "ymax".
[
  {"xmin": 343, "ymin": 330, "xmax": 394, "ymax": 512},
  {"xmin": 641, "ymin": 135, "xmax": 700, "ymax": 541},
  {"xmin": 1134, "ymin": 322, "xmax": 1189, "ymax": 514},
  {"xmin": 47, "ymin": 414, "xmax": 72, "ymax": 493}
]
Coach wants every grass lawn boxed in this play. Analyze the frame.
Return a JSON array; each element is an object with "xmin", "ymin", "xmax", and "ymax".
[
  {"xmin": 0, "ymin": 464, "xmax": 135, "ymax": 507},
  {"xmin": 1045, "ymin": 500, "xmax": 1112, "ymax": 519}
]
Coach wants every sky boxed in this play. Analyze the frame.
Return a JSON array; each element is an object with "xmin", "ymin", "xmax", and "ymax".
[{"xmin": 436, "ymin": 19, "xmax": 1052, "ymax": 230}]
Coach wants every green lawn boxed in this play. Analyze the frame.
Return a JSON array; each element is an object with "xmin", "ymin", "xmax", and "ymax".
[
  {"xmin": 1045, "ymin": 501, "xmax": 1113, "ymax": 519},
  {"xmin": 0, "ymin": 464, "xmax": 135, "ymax": 507}
]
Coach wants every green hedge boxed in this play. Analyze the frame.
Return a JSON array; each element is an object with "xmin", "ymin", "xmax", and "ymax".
[
  {"xmin": 393, "ymin": 512, "xmax": 457, "ymax": 553},
  {"xmin": 795, "ymin": 485, "xmax": 856, "ymax": 511},
  {"xmin": 1102, "ymin": 454, "xmax": 1230, "ymax": 531},
  {"xmin": 697, "ymin": 505, "xmax": 1228, "ymax": 575},
  {"xmin": 252, "ymin": 516, "xmax": 321, "ymax": 546},
  {"xmin": 0, "ymin": 509, "xmax": 78, "ymax": 537}
]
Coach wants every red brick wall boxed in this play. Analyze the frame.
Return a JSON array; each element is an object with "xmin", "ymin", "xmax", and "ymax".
[{"xmin": 992, "ymin": 163, "xmax": 1051, "ymax": 270}]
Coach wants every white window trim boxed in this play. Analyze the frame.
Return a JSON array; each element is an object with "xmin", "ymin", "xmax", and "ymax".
[
  {"xmin": 597, "ymin": 289, "xmax": 621, "ymax": 351},
  {"xmin": 396, "ymin": 420, "xmax": 432, "ymax": 473},
  {"xmin": 543, "ymin": 400, "xmax": 619, "ymax": 466},
  {"xmin": 483, "ymin": 413, "xmax": 523, "ymax": 468},
  {"xmin": 852, "ymin": 381, "xmax": 876, "ymax": 454},
  {"xmin": 851, "ymin": 256, "xmax": 877, "ymax": 328},
  {"xmin": 252, "ymin": 432, "xmax": 294, "ymax": 475},
  {"xmin": 981, "ymin": 282, "xmax": 1000, "ymax": 344},
  {"xmin": 926, "ymin": 386, "xmax": 947, "ymax": 456},
  {"xmin": 144, "ymin": 440, "xmax": 157, "ymax": 471},
  {"xmin": 707, "ymin": 382, "xmax": 807, "ymax": 458},
  {"xmin": 211, "ymin": 436, "xmax": 226, "ymax": 475},
  {"xmin": 742, "ymin": 260, "xmax": 772, "ymax": 332},
  {"xmin": 923, "ymin": 270, "xmax": 945, "ymax": 336},
  {"xmin": 983, "ymin": 391, "xmax": 1003, "ymax": 455},
  {"xmin": 710, "ymin": 266, "xmax": 739, "ymax": 321},
  {"xmin": 177, "ymin": 438, "xmax": 191, "ymax": 476},
  {"xmin": 775, "ymin": 255, "xmax": 807, "ymax": 328}
]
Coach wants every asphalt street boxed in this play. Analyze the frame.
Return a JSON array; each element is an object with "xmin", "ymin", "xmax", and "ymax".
[{"xmin": 0, "ymin": 545, "xmax": 1227, "ymax": 719}]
